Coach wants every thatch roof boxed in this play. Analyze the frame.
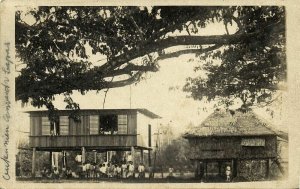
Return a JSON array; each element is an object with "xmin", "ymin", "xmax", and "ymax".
[{"xmin": 184, "ymin": 110, "xmax": 276, "ymax": 138}]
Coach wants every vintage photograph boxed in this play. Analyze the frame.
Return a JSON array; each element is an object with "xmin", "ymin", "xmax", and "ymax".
[{"xmin": 12, "ymin": 5, "xmax": 289, "ymax": 186}]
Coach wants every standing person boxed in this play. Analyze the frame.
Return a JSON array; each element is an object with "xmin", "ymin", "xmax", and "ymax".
[
  {"xmin": 138, "ymin": 163, "xmax": 145, "ymax": 178},
  {"xmin": 121, "ymin": 161, "xmax": 127, "ymax": 178},
  {"xmin": 95, "ymin": 163, "xmax": 99, "ymax": 178},
  {"xmin": 53, "ymin": 167, "xmax": 59, "ymax": 180},
  {"xmin": 168, "ymin": 167, "xmax": 174, "ymax": 177},
  {"xmin": 116, "ymin": 164, "xmax": 122, "ymax": 178},
  {"xmin": 107, "ymin": 162, "xmax": 113, "ymax": 178},
  {"xmin": 99, "ymin": 164, "xmax": 107, "ymax": 178},
  {"xmin": 148, "ymin": 166, "xmax": 154, "ymax": 179},
  {"xmin": 127, "ymin": 162, "xmax": 135, "ymax": 178},
  {"xmin": 47, "ymin": 168, "xmax": 52, "ymax": 179},
  {"xmin": 127, "ymin": 153, "xmax": 133, "ymax": 163},
  {"xmin": 225, "ymin": 165, "xmax": 231, "ymax": 182},
  {"xmin": 82, "ymin": 164, "xmax": 87, "ymax": 179},
  {"xmin": 86, "ymin": 163, "xmax": 91, "ymax": 178},
  {"xmin": 41, "ymin": 167, "xmax": 47, "ymax": 178},
  {"xmin": 66, "ymin": 169, "xmax": 72, "ymax": 179},
  {"xmin": 110, "ymin": 164, "xmax": 116, "ymax": 178},
  {"xmin": 90, "ymin": 163, "xmax": 95, "ymax": 179},
  {"xmin": 61, "ymin": 167, "xmax": 67, "ymax": 179}
]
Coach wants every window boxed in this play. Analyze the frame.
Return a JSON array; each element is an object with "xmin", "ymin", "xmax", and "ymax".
[
  {"xmin": 241, "ymin": 138, "xmax": 265, "ymax": 146},
  {"xmin": 100, "ymin": 114, "xmax": 118, "ymax": 134},
  {"xmin": 118, "ymin": 115, "xmax": 128, "ymax": 134},
  {"xmin": 41, "ymin": 116, "xmax": 69, "ymax": 136},
  {"xmin": 88, "ymin": 114, "xmax": 128, "ymax": 135}
]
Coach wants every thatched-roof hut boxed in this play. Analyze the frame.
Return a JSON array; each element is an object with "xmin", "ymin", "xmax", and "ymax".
[{"xmin": 183, "ymin": 109, "xmax": 280, "ymax": 181}]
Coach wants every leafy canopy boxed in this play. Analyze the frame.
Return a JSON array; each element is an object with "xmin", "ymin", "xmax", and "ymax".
[{"xmin": 15, "ymin": 6, "xmax": 285, "ymax": 118}]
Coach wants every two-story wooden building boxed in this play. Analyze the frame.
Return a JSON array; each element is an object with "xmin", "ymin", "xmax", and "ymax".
[
  {"xmin": 27, "ymin": 109, "xmax": 161, "ymax": 176},
  {"xmin": 183, "ymin": 109, "xmax": 279, "ymax": 181}
]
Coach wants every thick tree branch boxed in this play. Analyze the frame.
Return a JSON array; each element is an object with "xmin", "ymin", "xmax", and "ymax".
[
  {"xmin": 105, "ymin": 63, "xmax": 159, "ymax": 77},
  {"xmin": 104, "ymin": 72, "xmax": 142, "ymax": 88},
  {"xmin": 96, "ymin": 20, "xmax": 285, "ymax": 74},
  {"xmin": 157, "ymin": 44, "xmax": 223, "ymax": 61}
]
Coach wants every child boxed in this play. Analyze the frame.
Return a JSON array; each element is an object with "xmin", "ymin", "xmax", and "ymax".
[
  {"xmin": 225, "ymin": 166, "xmax": 231, "ymax": 182},
  {"xmin": 127, "ymin": 162, "xmax": 135, "ymax": 178},
  {"xmin": 138, "ymin": 163, "xmax": 145, "ymax": 178},
  {"xmin": 121, "ymin": 162, "xmax": 127, "ymax": 178},
  {"xmin": 53, "ymin": 167, "xmax": 59, "ymax": 180}
]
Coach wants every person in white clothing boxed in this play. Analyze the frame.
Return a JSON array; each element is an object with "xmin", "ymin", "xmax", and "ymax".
[
  {"xmin": 127, "ymin": 153, "xmax": 133, "ymax": 163},
  {"xmin": 225, "ymin": 166, "xmax": 231, "ymax": 182},
  {"xmin": 138, "ymin": 163, "xmax": 145, "ymax": 178},
  {"xmin": 127, "ymin": 162, "xmax": 135, "ymax": 178},
  {"xmin": 121, "ymin": 162, "xmax": 127, "ymax": 178}
]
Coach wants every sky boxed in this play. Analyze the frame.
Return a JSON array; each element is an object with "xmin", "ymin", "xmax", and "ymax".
[{"xmin": 15, "ymin": 7, "xmax": 286, "ymax": 142}]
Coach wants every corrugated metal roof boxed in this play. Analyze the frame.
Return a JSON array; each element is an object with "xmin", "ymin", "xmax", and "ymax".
[{"xmin": 184, "ymin": 110, "xmax": 276, "ymax": 138}]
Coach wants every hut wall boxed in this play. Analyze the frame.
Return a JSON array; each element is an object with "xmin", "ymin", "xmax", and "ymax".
[
  {"xmin": 238, "ymin": 159, "xmax": 268, "ymax": 181},
  {"xmin": 188, "ymin": 136, "xmax": 277, "ymax": 160}
]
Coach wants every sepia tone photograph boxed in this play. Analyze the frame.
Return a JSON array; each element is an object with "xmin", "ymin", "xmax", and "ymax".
[{"xmin": 1, "ymin": 1, "xmax": 300, "ymax": 188}]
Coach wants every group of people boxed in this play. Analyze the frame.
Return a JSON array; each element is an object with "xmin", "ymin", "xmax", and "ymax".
[
  {"xmin": 41, "ymin": 161, "xmax": 146, "ymax": 179},
  {"xmin": 41, "ymin": 166, "xmax": 65, "ymax": 179},
  {"xmin": 93, "ymin": 161, "xmax": 145, "ymax": 179}
]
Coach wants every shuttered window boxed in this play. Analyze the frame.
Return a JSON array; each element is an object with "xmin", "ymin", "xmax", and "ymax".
[
  {"xmin": 118, "ymin": 115, "xmax": 128, "ymax": 134},
  {"xmin": 241, "ymin": 138, "xmax": 265, "ymax": 146},
  {"xmin": 41, "ymin": 117, "xmax": 51, "ymax": 135},
  {"xmin": 60, "ymin": 116, "xmax": 69, "ymax": 135},
  {"xmin": 89, "ymin": 115, "xmax": 99, "ymax": 135}
]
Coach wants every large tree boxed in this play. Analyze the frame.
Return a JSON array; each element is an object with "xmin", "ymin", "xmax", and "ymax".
[{"xmin": 15, "ymin": 6, "xmax": 285, "ymax": 117}]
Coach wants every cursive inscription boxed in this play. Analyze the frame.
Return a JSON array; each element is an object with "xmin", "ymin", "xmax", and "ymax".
[{"xmin": 1, "ymin": 42, "xmax": 13, "ymax": 180}]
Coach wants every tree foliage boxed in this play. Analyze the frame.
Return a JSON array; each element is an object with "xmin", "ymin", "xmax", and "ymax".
[
  {"xmin": 157, "ymin": 137, "xmax": 192, "ymax": 171},
  {"xmin": 183, "ymin": 7, "xmax": 286, "ymax": 109},
  {"xmin": 15, "ymin": 6, "xmax": 285, "ymax": 115}
]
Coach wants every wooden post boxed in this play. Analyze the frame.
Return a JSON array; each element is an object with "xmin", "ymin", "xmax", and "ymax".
[
  {"xmin": 32, "ymin": 148, "xmax": 36, "ymax": 177},
  {"xmin": 266, "ymin": 158, "xmax": 271, "ymax": 179},
  {"xmin": 141, "ymin": 149, "xmax": 144, "ymax": 164},
  {"xmin": 236, "ymin": 159, "xmax": 239, "ymax": 177},
  {"xmin": 131, "ymin": 146, "xmax": 135, "ymax": 165},
  {"xmin": 82, "ymin": 147, "xmax": 86, "ymax": 164},
  {"xmin": 49, "ymin": 151, "xmax": 52, "ymax": 169},
  {"xmin": 234, "ymin": 159, "xmax": 238, "ymax": 178},
  {"xmin": 62, "ymin": 151, "xmax": 67, "ymax": 168},
  {"xmin": 194, "ymin": 160, "xmax": 198, "ymax": 178},
  {"xmin": 62, "ymin": 151, "xmax": 64, "ymax": 168},
  {"xmin": 148, "ymin": 150, "xmax": 151, "ymax": 167},
  {"xmin": 94, "ymin": 151, "xmax": 97, "ymax": 164},
  {"xmin": 65, "ymin": 151, "xmax": 68, "ymax": 168},
  {"xmin": 231, "ymin": 159, "xmax": 234, "ymax": 180},
  {"xmin": 205, "ymin": 161, "xmax": 208, "ymax": 178},
  {"xmin": 148, "ymin": 124, "xmax": 152, "ymax": 147},
  {"xmin": 131, "ymin": 146, "xmax": 135, "ymax": 178}
]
